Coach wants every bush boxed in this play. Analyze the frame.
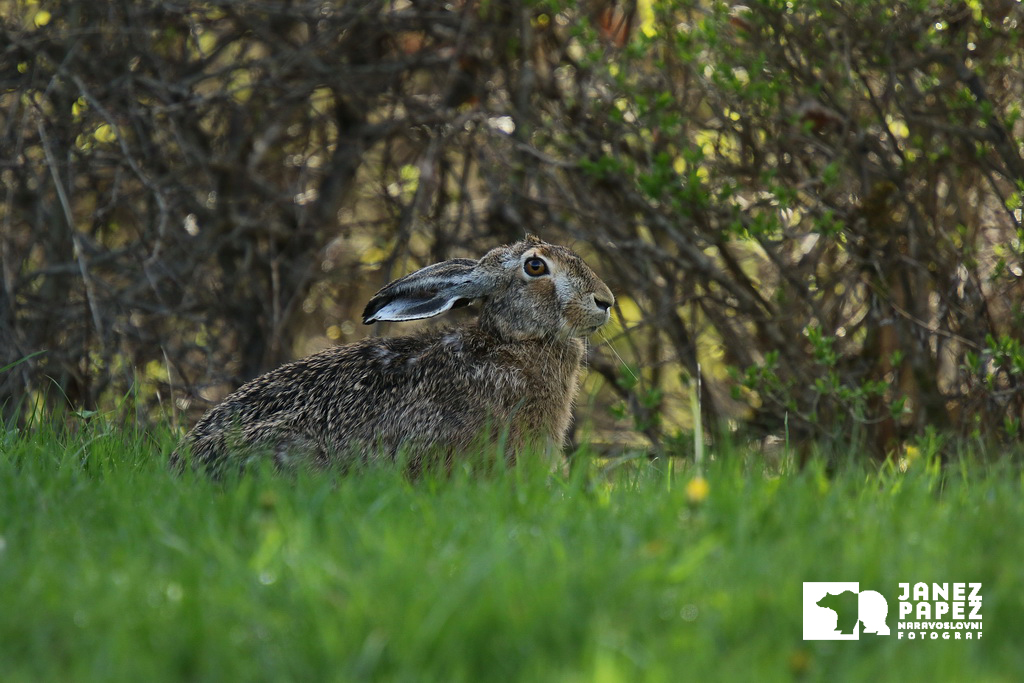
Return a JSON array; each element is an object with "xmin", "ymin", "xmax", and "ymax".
[{"xmin": 2, "ymin": 0, "xmax": 1023, "ymax": 457}]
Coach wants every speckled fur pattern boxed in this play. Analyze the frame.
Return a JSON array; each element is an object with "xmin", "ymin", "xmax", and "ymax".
[{"xmin": 173, "ymin": 235, "xmax": 614, "ymax": 471}]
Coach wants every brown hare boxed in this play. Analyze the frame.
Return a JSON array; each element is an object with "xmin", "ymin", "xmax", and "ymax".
[{"xmin": 173, "ymin": 235, "xmax": 614, "ymax": 471}]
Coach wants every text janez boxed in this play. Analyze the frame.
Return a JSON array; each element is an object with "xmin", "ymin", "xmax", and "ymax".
[{"xmin": 896, "ymin": 583, "xmax": 983, "ymax": 640}]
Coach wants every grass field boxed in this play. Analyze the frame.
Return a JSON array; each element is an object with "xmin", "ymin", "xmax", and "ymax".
[{"xmin": 1, "ymin": 422, "xmax": 1021, "ymax": 682}]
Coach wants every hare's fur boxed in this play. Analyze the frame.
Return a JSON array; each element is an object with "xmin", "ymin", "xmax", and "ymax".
[{"xmin": 174, "ymin": 235, "xmax": 613, "ymax": 469}]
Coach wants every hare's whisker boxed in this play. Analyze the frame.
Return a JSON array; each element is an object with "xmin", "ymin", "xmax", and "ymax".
[{"xmin": 597, "ymin": 330, "xmax": 637, "ymax": 384}]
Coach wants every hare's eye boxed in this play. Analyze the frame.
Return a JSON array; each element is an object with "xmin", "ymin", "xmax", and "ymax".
[{"xmin": 524, "ymin": 257, "xmax": 549, "ymax": 277}]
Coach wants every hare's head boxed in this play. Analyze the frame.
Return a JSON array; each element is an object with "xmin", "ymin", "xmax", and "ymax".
[{"xmin": 363, "ymin": 235, "xmax": 614, "ymax": 341}]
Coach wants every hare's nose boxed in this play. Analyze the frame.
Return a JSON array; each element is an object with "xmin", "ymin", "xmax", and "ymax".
[{"xmin": 593, "ymin": 294, "xmax": 613, "ymax": 313}]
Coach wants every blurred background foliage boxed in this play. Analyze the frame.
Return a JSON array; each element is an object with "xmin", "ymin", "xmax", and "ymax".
[{"xmin": 2, "ymin": 0, "xmax": 1023, "ymax": 459}]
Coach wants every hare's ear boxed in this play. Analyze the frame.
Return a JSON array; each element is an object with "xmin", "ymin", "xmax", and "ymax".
[{"xmin": 362, "ymin": 258, "xmax": 492, "ymax": 324}]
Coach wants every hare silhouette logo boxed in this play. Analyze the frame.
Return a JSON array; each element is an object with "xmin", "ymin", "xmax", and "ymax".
[{"xmin": 803, "ymin": 583, "xmax": 891, "ymax": 640}]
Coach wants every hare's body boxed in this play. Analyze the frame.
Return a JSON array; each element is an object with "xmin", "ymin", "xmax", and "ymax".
[
  {"xmin": 175, "ymin": 236, "xmax": 613, "ymax": 470},
  {"xmin": 182, "ymin": 327, "xmax": 584, "ymax": 466}
]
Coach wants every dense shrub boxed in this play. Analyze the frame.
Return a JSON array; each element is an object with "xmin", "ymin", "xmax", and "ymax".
[{"xmin": 2, "ymin": 0, "xmax": 1023, "ymax": 457}]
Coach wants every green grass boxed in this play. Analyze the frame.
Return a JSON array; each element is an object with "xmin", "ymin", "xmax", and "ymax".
[{"xmin": 1, "ymin": 423, "xmax": 1022, "ymax": 682}]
